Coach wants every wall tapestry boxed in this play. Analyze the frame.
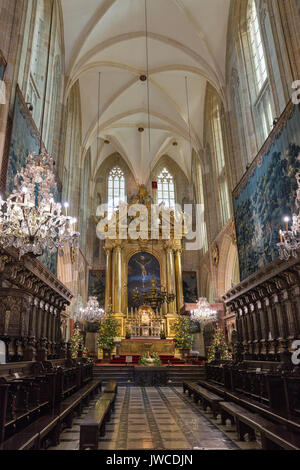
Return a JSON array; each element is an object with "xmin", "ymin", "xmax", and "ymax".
[
  {"xmin": 182, "ymin": 271, "xmax": 198, "ymax": 303},
  {"xmin": 6, "ymin": 86, "xmax": 58, "ymax": 275},
  {"xmin": 233, "ymin": 103, "xmax": 300, "ymax": 281},
  {"xmin": 128, "ymin": 252, "xmax": 160, "ymax": 309},
  {"xmin": 0, "ymin": 50, "xmax": 6, "ymax": 79},
  {"xmin": 88, "ymin": 270, "xmax": 105, "ymax": 307}
]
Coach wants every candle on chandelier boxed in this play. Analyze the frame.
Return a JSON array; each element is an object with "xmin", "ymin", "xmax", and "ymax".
[
  {"xmin": 279, "ymin": 230, "xmax": 283, "ymax": 243},
  {"xmin": 22, "ymin": 187, "xmax": 28, "ymax": 203},
  {"xmin": 284, "ymin": 216, "xmax": 290, "ymax": 232},
  {"xmin": 64, "ymin": 202, "xmax": 69, "ymax": 217}
]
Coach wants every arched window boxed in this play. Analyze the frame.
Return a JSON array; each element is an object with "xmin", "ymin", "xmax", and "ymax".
[
  {"xmin": 211, "ymin": 94, "xmax": 231, "ymax": 226},
  {"xmin": 157, "ymin": 168, "xmax": 175, "ymax": 208},
  {"xmin": 108, "ymin": 167, "xmax": 126, "ymax": 218},
  {"xmin": 247, "ymin": 0, "xmax": 273, "ymax": 144},
  {"xmin": 248, "ymin": 0, "xmax": 267, "ymax": 92}
]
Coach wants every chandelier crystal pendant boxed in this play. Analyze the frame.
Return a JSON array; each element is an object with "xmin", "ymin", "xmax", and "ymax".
[
  {"xmin": 79, "ymin": 297, "xmax": 105, "ymax": 323},
  {"xmin": 0, "ymin": 150, "xmax": 80, "ymax": 258},
  {"xmin": 191, "ymin": 298, "xmax": 217, "ymax": 324},
  {"xmin": 277, "ymin": 172, "xmax": 300, "ymax": 261}
]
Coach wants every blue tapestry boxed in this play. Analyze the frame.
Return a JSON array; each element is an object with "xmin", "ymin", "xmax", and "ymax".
[
  {"xmin": 183, "ymin": 271, "xmax": 198, "ymax": 303},
  {"xmin": 128, "ymin": 252, "xmax": 160, "ymax": 308},
  {"xmin": 0, "ymin": 50, "xmax": 6, "ymax": 79},
  {"xmin": 233, "ymin": 104, "xmax": 300, "ymax": 281},
  {"xmin": 88, "ymin": 270, "xmax": 105, "ymax": 307},
  {"xmin": 6, "ymin": 87, "xmax": 58, "ymax": 275}
]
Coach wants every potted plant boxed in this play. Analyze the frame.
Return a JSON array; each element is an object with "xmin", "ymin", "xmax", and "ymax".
[
  {"xmin": 173, "ymin": 316, "xmax": 193, "ymax": 359},
  {"xmin": 97, "ymin": 314, "xmax": 119, "ymax": 361}
]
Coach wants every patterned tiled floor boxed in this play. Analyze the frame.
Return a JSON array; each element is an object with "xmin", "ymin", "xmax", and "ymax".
[{"xmin": 48, "ymin": 387, "xmax": 261, "ymax": 450}]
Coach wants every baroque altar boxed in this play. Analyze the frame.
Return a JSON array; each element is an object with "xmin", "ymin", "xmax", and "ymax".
[{"xmin": 97, "ymin": 185, "xmax": 186, "ymax": 342}]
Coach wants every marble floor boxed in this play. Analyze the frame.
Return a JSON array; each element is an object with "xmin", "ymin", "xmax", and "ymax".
[{"xmin": 48, "ymin": 386, "xmax": 261, "ymax": 451}]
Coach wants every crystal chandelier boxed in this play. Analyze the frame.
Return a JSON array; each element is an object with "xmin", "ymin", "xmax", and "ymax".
[
  {"xmin": 191, "ymin": 298, "xmax": 217, "ymax": 324},
  {"xmin": 79, "ymin": 297, "xmax": 105, "ymax": 323},
  {"xmin": 277, "ymin": 172, "xmax": 300, "ymax": 260},
  {"xmin": 0, "ymin": 150, "xmax": 79, "ymax": 258}
]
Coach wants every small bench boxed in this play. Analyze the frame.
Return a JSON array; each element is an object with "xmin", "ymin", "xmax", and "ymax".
[
  {"xmin": 79, "ymin": 394, "xmax": 115, "ymax": 450},
  {"xmin": 219, "ymin": 401, "xmax": 300, "ymax": 450},
  {"xmin": 183, "ymin": 382, "xmax": 223, "ymax": 418},
  {"xmin": 103, "ymin": 381, "xmax": 118, "ymax": 394}
]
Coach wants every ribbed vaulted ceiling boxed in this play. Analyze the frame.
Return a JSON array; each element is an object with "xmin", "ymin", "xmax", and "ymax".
[{"xmin": 61, "ymin": 0, "xmax": 230, "ymax": 183}]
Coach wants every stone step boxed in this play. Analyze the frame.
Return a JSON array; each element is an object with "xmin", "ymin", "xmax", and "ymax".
[{"xmin": 93, "ymin": 365, "xmax": 205, "ymax": 385}]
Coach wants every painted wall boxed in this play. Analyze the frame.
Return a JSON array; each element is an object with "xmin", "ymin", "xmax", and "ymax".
[
  {"xmin": 88, "ymin": 270, "xmax": 105, "ymax": 307},
  {"xmin": 182, "ymin": 271, "xmax": 198, "ymax": 303}
]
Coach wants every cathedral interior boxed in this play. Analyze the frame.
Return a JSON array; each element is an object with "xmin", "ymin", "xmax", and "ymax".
[{"xmin": 0, "ymin": 0, "xmax": 300, "ymax": 454}]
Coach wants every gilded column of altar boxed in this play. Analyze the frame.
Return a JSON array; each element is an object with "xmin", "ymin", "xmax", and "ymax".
[
  {"xmin": 112, "ymin": 242, "xmax": 125, "ymax": 337},
  {"xmin": 165, "ymin": 243, "xmax": 176, "ymax": 313},
  {"xmin": 104, "ymin": 247, "xmax": 112, "ymax": 311},
  {"xmin": 174, "ymin": 248, "xmax": 184, "ymax": 313}
]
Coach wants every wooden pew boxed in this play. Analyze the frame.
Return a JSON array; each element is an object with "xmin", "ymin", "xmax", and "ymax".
[
  {"xmin": 219, "ymin": 401, "xmax": 300, "ymax": 450},
  {"xmin": 183, "ymin": 382, "xmax": 223, "ymax": 418},
  {"xmin": 0, "ymin": 359, "xmax": 98, "ymax": 449},
  {"xmin": 79, "ymin": 381, "xmax": 117, "ymax": 450}
]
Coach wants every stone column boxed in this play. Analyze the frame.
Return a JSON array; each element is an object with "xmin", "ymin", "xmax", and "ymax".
[
  {"xmin": 104, "ymin": 247, "xmax": 113, "ymax": 312},
  {"xmin": 174, "ymin": 248, "xmax": 184, "ymax": 313}
]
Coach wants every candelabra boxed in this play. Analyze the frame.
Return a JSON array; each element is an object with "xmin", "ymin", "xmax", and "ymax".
[
  {"xmin": 78, "ymin": 297, "xmax": 105, "ymax": 323},
  {"xmin": 277, "ymin": 172, "xmax": 300, "ymax": 260},
  {"xmin": 132, "ymin": 278, "xmax": 176, "ymax": 310},
  {"xmin": 191, "ymin": 298, "xmax": 217, "ymax": 324},
  {"xmin": 0, "ymin": 150, "xmax": 79, "ymax": 258}
]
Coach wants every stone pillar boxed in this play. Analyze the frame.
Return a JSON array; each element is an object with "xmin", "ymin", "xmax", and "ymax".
[
  {"xmin": 105, "ymin": 247, "xmax": 112, "ymax": 312},
  {"xmin": 174, "ymin": 248, "xmax": 184, "ymax": 313}
]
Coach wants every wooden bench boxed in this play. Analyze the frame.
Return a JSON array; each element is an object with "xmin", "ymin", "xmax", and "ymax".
[
  {"xmin": 58, "ymin": 379, "xmax": 102, "ymax": 432},
  {"xmin": 0, "ymin": 379, "xmax": 101, "ymax": 450},
  {"xmin": 219, "ymin": 401, "xmax": 300, "ymax": 450},
  {"xmin": 79, "ymin": 393, "xmax": 115, "ymax": 450},
  {"xmin": 183, "ymin": 382, "xmax": 223, "ymax": 418},
  {"xmin": 102, "ymin": 381, "xmax": 117, "ymax": 410}
]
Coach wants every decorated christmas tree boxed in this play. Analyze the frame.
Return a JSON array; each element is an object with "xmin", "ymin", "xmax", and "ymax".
[
  {"xmin": 207, "ymin": 327, "xmax": 232, "ymax": 362},
  {"xmin": 173, "ymin": 316, "xmax": 193, "ymax": 350},
  {"xmin": 97, "ymin": 313, "xmax": 119, "ymax": 352},
  {"xmin": 70, "ymin": 325, "xmax": 88, "ymax": 359}
]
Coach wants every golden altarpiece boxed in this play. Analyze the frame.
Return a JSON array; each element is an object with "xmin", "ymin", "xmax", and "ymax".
[{"xmin": 97, "ymin": 186, "xmax": 186, "ymax": 356}]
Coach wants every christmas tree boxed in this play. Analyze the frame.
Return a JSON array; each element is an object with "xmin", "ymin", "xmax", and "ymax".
[
  {"xmin": 70, "ymin": 325, "xmax": 88, "ymax": 359},
  {"xmin": 207, "ymin": 327, "xmax": 232, "ymax": 362},
  {"xmin": 97, "ymin": 314, "xmax": 119, "ymax": 352},
  {"xmin": 173, "ymin": 316, "xmax": 193, "ymax": 350}
]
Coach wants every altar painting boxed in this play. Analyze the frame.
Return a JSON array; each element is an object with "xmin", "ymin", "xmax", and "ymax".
[{"xmin": 128, "ymin": 252, "xmax": 160, "ymax": 308}]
